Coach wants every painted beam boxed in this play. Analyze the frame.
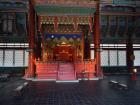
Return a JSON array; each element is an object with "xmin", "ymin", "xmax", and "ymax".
[
  {"xmin": 35, "ymin": 6, "xmax": 95, "ymax": 16},
  {"xmin": 34, "ymin": 0, "xmax": 96, "ymax": 8},
  {"xmin": 101, "ymin": 12, "xmax": 140, "ymax": 16},
  {"xmin": 101, "ymin": 0, "xmax": 140, "ymax": 6},
  {"xmin": 0, "ymin": 0, "xmax": 28, "ymax": 12},
  {"xmin": 40, "ymin": 16, "xmax": 92, "ymax": 25}
]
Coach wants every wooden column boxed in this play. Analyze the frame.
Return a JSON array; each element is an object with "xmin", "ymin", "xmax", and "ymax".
[
  {"xmin": 25, "ymin": 0, "xmax": 35, "ymax": 78},
  {"xmin": 126, "ymin": 36, "xmax": 135, "ymax": 80},
  {"xmin": 94, "ymin": 2, "xmax": 103, "ymax": 78}
]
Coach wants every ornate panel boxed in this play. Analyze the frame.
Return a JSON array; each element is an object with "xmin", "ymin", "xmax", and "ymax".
[
  {"xmin": 101, "ymin": 50, "xmax": 109, "ymax": 66},
  {"xmin": 0, "ymin": 50, "xmax": 3, "ymax": 66},
  {"xmin": 118, "ymin": 51, "xmax": 126, "ymax": 66},
  {"xmin": 44, "ymin": 33, "xmax": 82, "ymax": 61},
  {"xmin": 134, "ymin": 51, "xmax": 140, "ymax": 66},
  {"xmin": 25, "ymin": 51, "xmax": 29, "ymax": 66},
  {"xmin": 110, "ymin": 50, "xmax": 117, "ymax": 66},
  {"xmin": 40, "ymin": 16, "xmax": 90, "ymax": 25},
  {"xmin": 4, "ymin": 50, "xmax": 13, "ymax": 67},
  {"xmin": 15, "ymin": 50, "xmax": 23, "ymax": 66}
]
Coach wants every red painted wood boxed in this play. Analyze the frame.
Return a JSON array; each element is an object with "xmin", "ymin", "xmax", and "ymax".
[
  {"xmin": 58, "ymin": 63, "xmax": 76, "ymax": 80},
  {"xmin": 25, "ymin": 0, "xmax": 35, "ymax": 78},
  {"xmin": 36, "ymin": 63, "xmax": 58, "ymax": 79},
  {"xmin": 75, "ymin": 61, "xmax": 96, "ymax": 79},
  {"xmin": 53, "ymin": 46, "xmax": 74, "ymax": 61},
  {"xmin": 94, "ymin": 2, "xmax": 103, "ymax": 78},
  {"xmin": 36, "ymin": 61, "xmax": 96, "ymax": 80}
]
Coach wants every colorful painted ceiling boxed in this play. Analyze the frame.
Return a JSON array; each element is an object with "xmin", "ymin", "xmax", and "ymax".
[
  {"xmin": 34, "ymin": 0, "xmax": 96, "ymax": 16},
  {"xmin": 100, "ymin": 0, "xmax": 140, "ymax": 43},
  {"xmin": 101, "ymin": 0, "xmax": 140, "ymax": 12},
  {"xmin": 101, "ymin": 0, "xmax": 140, "ymax": 6},
  {"xmin": 100, "ymin": 15, "xmax": 140, "ymax": 43},
  {"xmin": 0, "ymin": 0, "xmax": 28, "ymax": 12}
]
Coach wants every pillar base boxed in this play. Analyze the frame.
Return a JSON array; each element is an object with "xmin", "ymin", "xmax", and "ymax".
[
  {"xmin": 24, "ymin": 68, "xmax": 35, "ymax": 78},
  {"xmin": 131, "ymin": 73, "xmax": 137, "ymax": 80}
]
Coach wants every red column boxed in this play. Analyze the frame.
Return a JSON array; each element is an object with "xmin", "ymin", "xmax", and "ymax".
[
  {"xmin": 25, "ymin": 0, "xmax": 35, "ymax": 78},
  {"xmin": 94, "ymin": 2, "xmax": 103, "ymax": 78}
]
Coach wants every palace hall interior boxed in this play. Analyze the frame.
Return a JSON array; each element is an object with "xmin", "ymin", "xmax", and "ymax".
[{"xmin": 0, "ymin": 0, "xmax": 140, "ymax": 105}]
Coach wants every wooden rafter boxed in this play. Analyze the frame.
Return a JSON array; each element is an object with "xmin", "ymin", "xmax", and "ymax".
[
  {"xmin": 115, "ymin": 16, "xmax": 119, "ymax": 37},
  {"xmin": 0, "ymin": 0, "xmax": 28, "ymax": 12},
  {"xmin": 124, "ymin": 16, "xmax": 128, "ymax": 37},
  {"xmin": 133, "ymin": 17, "xmax": 137, "ymax": 38},
  {"xmin": 106, "ymin": 15, "xmax": 110, "ymax": 37},
  {"xmin": 101, "ymin": 12, "xmax": 140, "ymax": 16}
]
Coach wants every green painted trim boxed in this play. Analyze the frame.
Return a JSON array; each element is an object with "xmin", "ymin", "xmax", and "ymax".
[
  {"xmin": 0, "ymin": 36, "xmax": 28, "ymax": 43},
  {"xmin": 113, "ymin": 0, "xmax": 136, "ymax": 5},
  {"xmin": 0, "ymin": 67, "xmax": 27, "ymax": 73},
  {"xmin": 102, "ymin": 66, "xmax": 127, "ymax": 73},
  {"xmin": 101, "ymin": 0, "xmax": 137, "ymax": 6},
  {"xmin": 35, "ymin": 6, "xmax": 95, "ymax": 15}
]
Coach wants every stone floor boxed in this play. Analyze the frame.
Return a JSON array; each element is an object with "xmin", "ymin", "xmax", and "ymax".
[{"xmin": 0, "ymin": 75, "xmax": 140, "ymax": 105}]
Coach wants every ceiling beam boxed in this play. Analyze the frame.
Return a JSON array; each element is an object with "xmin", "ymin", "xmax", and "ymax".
[{"xmin": 101, "ymin": 11, "xmax": 140, "ymax": 16}]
